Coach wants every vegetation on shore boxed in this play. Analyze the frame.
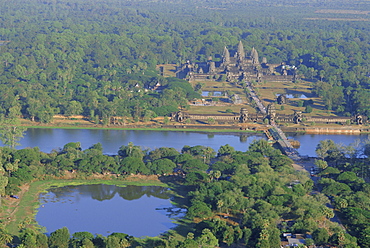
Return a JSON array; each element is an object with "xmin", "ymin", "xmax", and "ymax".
[
  {"xmin": 1, "ymin": 0, "xmax": 370, "ymax": 128},
  {"xmin": 1, "ymin": 0, "xmax": 370, "ymax": 247},
  {"xmin": 1, "ymin": 139, "xmax": 369, "ymax": 247},
  {"xmin": 4, "ymin": 176, "xmax": 168, "ymax": 235}
]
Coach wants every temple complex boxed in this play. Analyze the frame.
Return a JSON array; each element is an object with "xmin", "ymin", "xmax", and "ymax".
[
  {"xmin": 172, "ymin": 41, "xmax": 366, "ymax": 127},
  {"xmin": 177, "ymin": 41, "xmax": 296, "ymax": 82}
]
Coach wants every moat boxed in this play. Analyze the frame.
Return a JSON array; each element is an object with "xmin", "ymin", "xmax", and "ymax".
[{"xmin": 10, "ymin": 128, "xmax": 370, "ymax": 157}]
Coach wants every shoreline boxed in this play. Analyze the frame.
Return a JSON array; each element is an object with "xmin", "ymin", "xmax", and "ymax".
[
  {"xmin": 2, "ymin": 175, "xmax": 170, "ymax": 234},
  {"xmin": 21, "ymin": 122, "xmax": 370, "ymax": 135}
]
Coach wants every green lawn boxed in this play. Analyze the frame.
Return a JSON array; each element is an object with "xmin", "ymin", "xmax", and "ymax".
[{"xmin": 255, "ymin": 80, "xmax": 338, "ymax": 117}]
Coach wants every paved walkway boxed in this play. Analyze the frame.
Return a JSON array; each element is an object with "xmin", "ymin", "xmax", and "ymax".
[
  {"xmin": 245, "ymin": 81, "xmax": 347, "ymax": 232},
  {"xmin": 245, "ymin": 81, "xmax": 300, "ymax": 161},
  {"xmin": 245, "ymin": 82, "xmax": 266, "ymax": 114}
]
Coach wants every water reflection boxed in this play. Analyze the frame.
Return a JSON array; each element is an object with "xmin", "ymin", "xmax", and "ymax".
[
  {"xmin": 8, "ymin": 128, "xmax": 370, "ymax": 158},
  {"xmin": 240, "ymin": 134, "xmax": 248, "ymax": 143},
  {"xmin": 287, "ymin": 133, "xmax": 370, "ymax": 157},
  {"xmin": 37, "ymin": 185, "xmax": 184, "ymax": 237},
  {"xmin": 207, "ymin": 134, "xmax": 215, "ymax": 139},
  {"xmin": 14, "ymin": 128, "xmax": 265, "ymax": 154},
  {"xmin": 46, "ymin": 185, "xmax": 170, "ymax": 202}
]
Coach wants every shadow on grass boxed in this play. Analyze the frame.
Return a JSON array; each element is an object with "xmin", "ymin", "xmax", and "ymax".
[{"xmin": 263, "ymin": 98, "xmax": 276, "ymax": 103}]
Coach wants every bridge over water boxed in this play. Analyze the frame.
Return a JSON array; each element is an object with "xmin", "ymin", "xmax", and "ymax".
[
  {"xmin": 245, "ymin": 81, "xmax": 349, "ymax": 233},
  {"xmin": 245, "ymin": 81, "xmax": 301, "ymax": 161},
  {"xmin": 268, "ymin": 125, "xmax": 301, "ymax": 160}
]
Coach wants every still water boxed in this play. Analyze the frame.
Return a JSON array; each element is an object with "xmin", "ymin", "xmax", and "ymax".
[
  {"xmin": 276, "ymin": 93, "xmax": 308, "ymax": 99},
  {"xmin": 202, "ymin": 91, "xmax": 223, "ymax": 97},
  {"xmin": 16, "ymin": 128, "xmax": 264, "ymax": 154},
  {"xmin": 287, "ymin": 133, "xmax": 370, "ymax": 157},
  {"xmin": 36, "ymin": 185, "xmax": 184, "ymax": 237},
  {"xmin": 12, "ymin": 128, "xmax": 370, "ymax": 157},
  {"xmin": 27, "ymin": 129, "xmax": 370, "ymax": 236}
]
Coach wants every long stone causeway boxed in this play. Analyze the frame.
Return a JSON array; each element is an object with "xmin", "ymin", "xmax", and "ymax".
[
  {"xmin": 245, "ymin": 82, "xmax": 349, "ymax": 232},
  {"xmin": 245, "ymin": 82, "xmax": 301, "ymax": 161}
]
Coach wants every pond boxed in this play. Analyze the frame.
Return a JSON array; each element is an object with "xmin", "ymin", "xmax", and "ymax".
[
  {"xmin": 36, "ymin": 185, "xmax": 185, "ymax": 237},
  {"xmin": 202, "ymin": 91, "xmax": 223, "ymax": 97},
  {"xmin": 276, "ymin": 93, "xmax": 308, "ymax": 99}
]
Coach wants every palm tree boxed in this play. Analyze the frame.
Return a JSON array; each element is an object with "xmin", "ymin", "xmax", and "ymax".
[
  {"xmin": 213, "ymin": 170, "xmax": 221, "ymax": 181},
  {"xmin": 202, "ymin": 147, "xmax": 215, "ymax": 163},
  {"xmin": 0, "ymin": 228, "xmax": 13, "ymax": 246},
  {"xmin": 321, "ymin": 206, "xmax": 334, "ymax": 226}
]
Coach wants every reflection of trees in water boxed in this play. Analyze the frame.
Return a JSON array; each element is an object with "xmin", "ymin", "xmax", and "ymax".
[
  {"xmin": 156, "ymin": 207, "xmax": 187, "ymax": 218},
  {"xmin": 239, "ymin": 134, "xmax": 248, "ymax": 143},
  {"xmin": 117, "ymin": 186, "xmax": 170, "ymax": 201},
  {"xmin": 45, "ymin": 186, "xmax": 79, "ymax": 202},
  {"xmin": 46, "ymin": 185, "xmax": 170, "ymax": 202},
  {"xmin": 88, "ymin": 185, "xmax": 116, "ymax": 201}
]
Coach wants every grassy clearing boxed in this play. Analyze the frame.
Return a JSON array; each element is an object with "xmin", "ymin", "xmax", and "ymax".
[
  {"xmin": 157, "ymin": 64, "xmax": 177, "ymax": 77},
  {"xmin": 188, "ymin": 80, "xmax": 255, "ymax": 115},
  {"xmin": 255, "ymin": 80, "xmax": 338, "ymax": 117},
  {"xmin": 17, "ymin": 77, "xmax": 359, "ymax": 133},
  {"xmin": 188, "ymin": 105, "xmax": 254, "ymax": 115},
  {"xmin": 314, "ymin": 9, "xmax": 370, "ymax": 15},
  {"xmin": 21, "ymin": 120, "xmax": 259, "ymax": 133},
  {"xmin": 304, "ymin": 17, "xmax": 370, "ymax": 21},
  {"xmin": 190, "ymin": 80, "xmax": 232, "ymax": 90}
]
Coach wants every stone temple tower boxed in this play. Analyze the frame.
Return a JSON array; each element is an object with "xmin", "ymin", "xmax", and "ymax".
[
  {"xmin": 222, "ymin": 46, "xmax": 230, "ymax": 66},
  {"xmin": 237, "ymin": 40, "xmax": 245, "ymax": 62},
  {"xmin": 208, "ymin": 61, "xmax": 216, "ymax": 73},
  {"xmin": 251, "ymin": 47, "xmax": 259, "ymax": 65}
]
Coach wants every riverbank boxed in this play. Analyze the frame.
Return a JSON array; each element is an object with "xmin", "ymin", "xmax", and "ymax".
[
  {"xmin": 281, "ymin": 125, "xmax": 370, "ymax": 134},
  {"xmin": 1, "ymin": 174, "xmax": 169, "ymax": 234},
  {"xmin": 20, "ymin": 118, "xmax": 262, "ymax": 134},
  {"xmin": 20, "ymin": 117, "xmax": 370, "ymax": 135}
]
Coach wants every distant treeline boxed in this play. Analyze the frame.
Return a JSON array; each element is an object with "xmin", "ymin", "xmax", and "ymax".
[{"xmin": 0, "ymin": 0, "xmax": 369, "ymax": 123}]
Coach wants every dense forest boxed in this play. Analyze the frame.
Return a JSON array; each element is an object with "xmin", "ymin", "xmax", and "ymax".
[
  {"xmin": 1, "ymin": 139, "xmax": 369, "ymax": 247},
  {"xmin": 1, "ymin": 0, "xmax": 370, "ymax": 247},
  {"xmin": 0, "ymin": 0, "xmax": 370, "ymax": 123}
]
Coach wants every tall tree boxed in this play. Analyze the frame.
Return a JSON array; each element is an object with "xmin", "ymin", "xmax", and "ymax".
[
  {"xmin": 196, "ymin": 228, "xmax": 219, "ymax": 248},
  {"xmin": 0, "ymin": 117, "xmax": 27, "ymax": 149},
  {"xmin": 0, "ymin": 173, "xmax": 8, "ymax": 208},
  {"xmin": 0, "ymin": 228, "xmax": 12, "ymax": 247},
  {"xmin": 48, "ymin": 227, "xmax": 70, "ymax": 248},
  {"xmin": 118, "ymin": 142, "xmax": 144, "ymax": 159}
]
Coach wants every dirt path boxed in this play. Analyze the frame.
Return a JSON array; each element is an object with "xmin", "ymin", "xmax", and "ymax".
[
  {"xmin": 293, "ymin": 158, "xmax": 316, "ymax": 171},
  {"xmin": 1, "ymin": 184, "xmax": 30, "ymax": 226}
]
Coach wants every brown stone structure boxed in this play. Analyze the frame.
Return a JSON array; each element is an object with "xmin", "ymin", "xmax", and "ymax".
[
  {"xmin": 239, "ymin": 107, "xmax": 249, "ymax": 123},
  {"xmin": 266, "ymin": 103, "xmax": 277, "ymax": 124},
  {"xmin": 171, "ymin": 111, "xmax": 239, "ymax": 123},
  {"xmin": 177, "ymin": 41, "xmax": 294, "ymax": 83},
  {"xmin": 293, "ymin": 111, "xmax": 303, "ymax": 124},
  {"xmin": 277, "ymin": 94, "xmax": 287, "ymax": 105},
  {"xmin": 171, "ymin": 108, "xmax": 366, "ymax": 126}
]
